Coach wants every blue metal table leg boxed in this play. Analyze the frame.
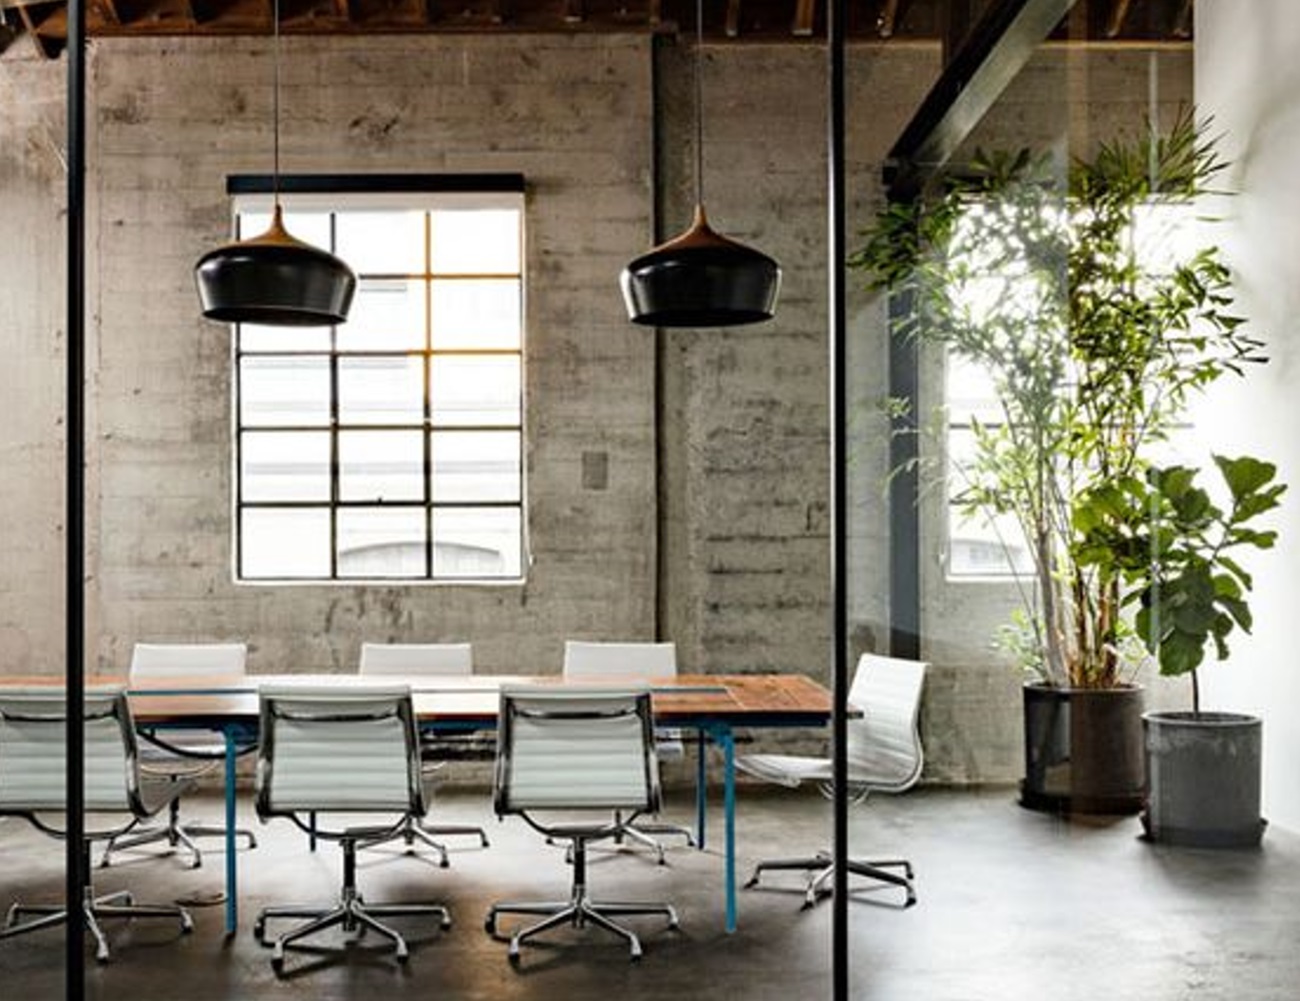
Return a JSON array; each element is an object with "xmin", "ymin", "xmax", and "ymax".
[
  {"xmin": 695, "ymin": 728, "xmax": 708, "ymax": 849},
  {"xmin": 721, "ymin": 726, "xmax": 736, "ymax": 933},
  {"xmin": 224, "ymin": 727, "xmax": 238, "ymax": 936}
]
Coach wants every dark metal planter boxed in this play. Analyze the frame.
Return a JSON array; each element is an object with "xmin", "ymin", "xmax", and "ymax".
[
  {"xmin": 1020, "ymin": 683, "xmax": 1146, "ymax": 815},
  {"xmin": 1142, "ymin": 711, "xmax": 1265, "ymax": 848}
]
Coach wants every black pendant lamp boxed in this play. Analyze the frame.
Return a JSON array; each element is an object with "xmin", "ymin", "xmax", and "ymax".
[
  {"xmin": 620, "ymin": 0, "xmax": 780, "ymax": 327},
  {"xmin": 194, "ymin": 0, "xmax": 355, "ymax": 326}
]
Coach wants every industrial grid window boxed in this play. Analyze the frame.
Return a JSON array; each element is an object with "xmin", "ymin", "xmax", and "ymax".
[{"xmin": 229, "ymin": 176, "xmax": 526, "ymax": 583}]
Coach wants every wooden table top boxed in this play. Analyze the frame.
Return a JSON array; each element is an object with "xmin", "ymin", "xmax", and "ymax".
[{"xmin": 0, "ymin": 672, "xmax": 846, "ymax": 727}]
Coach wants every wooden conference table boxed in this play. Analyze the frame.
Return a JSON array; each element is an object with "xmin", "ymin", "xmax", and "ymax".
[{"xmin": 8, "ymin": 672, "xmax": 836, "ymax": 936}]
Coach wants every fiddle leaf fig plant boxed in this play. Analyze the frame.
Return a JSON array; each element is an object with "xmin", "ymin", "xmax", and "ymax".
[
  {"xmin": 851, "ymin": 110, "xmax": 1283, "ymax": 694},
  {"xmin": 1095, "ymin": 455, "xmax": 1286, "ymax": 713}
]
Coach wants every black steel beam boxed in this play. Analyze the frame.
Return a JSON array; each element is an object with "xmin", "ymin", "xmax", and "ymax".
[{"xmin": 885, "ymin": 0, "xmax": 1078, "ymax": 200}]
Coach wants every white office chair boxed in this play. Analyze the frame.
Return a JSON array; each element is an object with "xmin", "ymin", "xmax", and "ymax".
[
  {"xmin": 485, "ymin": 685, "xmax": 679, "ymax": 961},
  {"xmin": 101, "ymin": 642, "xmax": 257, "ymax": 869},
  {"xmin": 738, "ymin": 652, "xmax": 927, "ymax": 908},
  {"xmin": 561, "ymin": 640, "xmax": 695, "ymax": 863},
  {"xmin": 0, "ymin": 688, "xmax": 195, "ymax": 962},
  {"xmin": 356, "ymin": 642, "xmax": 491, "ymax": 862},
  {"xmin": 253, "ymin": 685, "xmax": 452, "ymax": 971}
]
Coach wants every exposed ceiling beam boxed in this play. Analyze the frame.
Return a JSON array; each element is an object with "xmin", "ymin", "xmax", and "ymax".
[
  {"xmin": 876, "ymin": 0, "xmax": 902, "ymax": 38},
  {"xmin": 793, "ymin": 0, "xmax": 814, "ymax": 36},
  {"xmin": 885, "ymin": 0, "xmax": 1079, "ymax": 200},
  {"xmin": 1104, "ymin": 0, "xmax": 1132, "ymax": 37}
]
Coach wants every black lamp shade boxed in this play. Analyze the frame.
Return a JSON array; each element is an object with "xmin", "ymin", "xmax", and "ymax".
[
  {"xmin": 620, "ymin": 205, "xmax": 781, "ymax": 327},
  {"xmin": 195, "ymin": 207, "xmax": 357, "ymax": 326}
]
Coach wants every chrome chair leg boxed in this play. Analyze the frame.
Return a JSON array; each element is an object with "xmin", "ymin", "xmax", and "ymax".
[
  {"xmin": 745, "ymin": 849, "xmax": 916, "ymax": 908},
  {"xmin": 486, "ymin": 838, "xmax": 678, "ymax": 961}
]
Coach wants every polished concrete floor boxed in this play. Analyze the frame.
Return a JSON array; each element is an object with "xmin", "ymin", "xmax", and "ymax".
[{"xmin": 1, "ymin": 784, "xmax": 1297, "ymax": 1000}]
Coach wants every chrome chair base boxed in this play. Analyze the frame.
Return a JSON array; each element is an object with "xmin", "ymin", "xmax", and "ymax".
[
  {"xmin": 358, "ymin": 814, "xmax": 490, "ymax": 867},
  {"xmin": 487, "ymin": 838, "xmax": 678, "ymax": 961},
  {"xmin": 1, "ymin": 886, "xmax": 194, "ymax": 963},
  {"xmin": 744, "ymin": 849, "xmax": 916, "ymax": 908},
  {"xmin": 101, "ymin": 802, "xmax": 258, "ymax": 870},
  {"xmin": 254, "ymin": 838, "xmax": 451, "ymax": 970}
]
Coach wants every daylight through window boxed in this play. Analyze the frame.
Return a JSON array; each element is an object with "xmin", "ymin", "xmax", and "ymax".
[{"xmin": 232, "ymin": 184, "xmax": 526, "ymax": 582}]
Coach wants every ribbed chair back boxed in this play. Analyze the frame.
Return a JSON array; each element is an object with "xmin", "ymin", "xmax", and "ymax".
[
  {"xmin": 0, "ymin": 689, "xmax": 138, "ymax": 813},
  {"xmin": 494, "ymin": 686, "xmax": 659, "ymax": 814},
  {"xmin": 358, "ymin": 642, "xmax": 473, "ymax": 677},
  {"xmin": 130, "ymin": 642, "xmax": 248, "ymax": 682},
  {"xmin": 256, "ymin": 686, "xmax": 421, "ymax": 816},
  {"xmin": 846, "ymin": 654, "xmax": 927, "ymax": 791},
  {"xmin": 562, "ymin": 641, "xmax": 677, "ymax": 682}
]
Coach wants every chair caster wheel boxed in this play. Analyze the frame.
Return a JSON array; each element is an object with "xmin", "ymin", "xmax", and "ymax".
[
  {"xmin": 181, "ymin": 914, "xmax": 194, "ymax": 933},
  {"xmin": 440, "ymin": 915, "xmax": 452, "ymax": 931},
  {"xmin": 485, "ymin": 915, "xmax": 496, "ymax": 935},
  {"xmin": 95, "ymin": 948, "xmax": 110, "ymax": 964},
  {"xmin": 743, "ymin": 875, "xmax": 760, "ymax": 889},
  {"xmin": 271, "ymin": 957, "xmax": 284, "ymax": 974}
]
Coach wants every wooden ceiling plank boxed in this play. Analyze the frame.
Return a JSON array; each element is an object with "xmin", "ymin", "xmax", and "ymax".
[
  {"xmin": 792, "ymin": 0, "xmax": 814, "ymax": 36},
  {"xmin": 1103, "ymin": 0, "xmax": 1132, "ymax": 38},
  {"xmin": 876, "ymin": 0, "xmax": 902, "ymax": 38}
]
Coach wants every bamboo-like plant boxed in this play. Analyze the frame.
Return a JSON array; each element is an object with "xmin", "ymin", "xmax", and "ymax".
[{"xmin": 851, "ymin": 112, "xmax": 1283, "ymax": 692}]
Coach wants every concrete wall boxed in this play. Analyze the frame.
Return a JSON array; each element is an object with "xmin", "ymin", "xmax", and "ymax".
[
  {"xmin": 1195, "ymin": 0, "xmax": 1300, "ymax": 831},
  {"xmin": 0, "ymin": 32, "xmax": 1190, "ymax": 785}
]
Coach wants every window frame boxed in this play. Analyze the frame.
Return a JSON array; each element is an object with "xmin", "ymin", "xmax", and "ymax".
[{"xmin": 227, "ymin": 174, "xmax": 529, "ymax": 585}]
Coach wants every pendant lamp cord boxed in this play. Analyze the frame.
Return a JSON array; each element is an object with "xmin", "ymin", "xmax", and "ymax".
[
  {"xmin": 693, "ymin": 0, "xmax": 705, "ymax": 208},
  {"xmin": 272, "ymin": 0, "xmax": 282, "ymax": 206}
]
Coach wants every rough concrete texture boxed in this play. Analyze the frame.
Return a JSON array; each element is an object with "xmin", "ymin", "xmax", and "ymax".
[{"xmin": 0, "ymin": 37, "xmax": 1192, "ymax": 784}]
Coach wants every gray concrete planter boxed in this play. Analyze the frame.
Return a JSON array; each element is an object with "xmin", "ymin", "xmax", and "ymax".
[
  {"xmin": 1142, "ymin": 711, "xmax": 1265, "ymax": 848},
  {"xmin": 1020, "ymin": 683, "xmax": 1146, "ymax": 815}
]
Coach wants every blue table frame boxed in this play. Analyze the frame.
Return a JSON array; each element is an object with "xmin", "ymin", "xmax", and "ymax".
[{"xmin": 129, "ymin": 674, "xmax": 833, "ymax": 937}]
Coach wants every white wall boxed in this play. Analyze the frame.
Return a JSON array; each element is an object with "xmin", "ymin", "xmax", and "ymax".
[{"xmin": 1197, "ymin": 0, "xmax": 1300, "ymax": 831}]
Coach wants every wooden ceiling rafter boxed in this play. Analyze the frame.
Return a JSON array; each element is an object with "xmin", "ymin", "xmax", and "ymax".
[{"xmin": 0, "ymin": 0, "xmax": 1195, "ymax": 59}]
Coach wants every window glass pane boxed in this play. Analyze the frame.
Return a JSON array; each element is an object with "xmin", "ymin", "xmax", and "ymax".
[
  {"xmin": 947, "ymin": 355, "xmax": 1003, "ymax": 426},
  {"xmin": 240, "ymin": 356, "xmax": 331, "ymax": 427},
  {"xmin": 335, "ymin": 278, "xmax": 425, "ymax": 352},
  {"xmin": 240, "ymin": 508, "xmax": 331, "ymax": 578},
  {"xmin": 432, "ymin": 507, "xmax": 522, "ymax": 578},
  {"xmin": 338, "ymin": 430, "xmax": 424, "ymax": 502},
  {"xmin": 334, "ymin": 210, "xmax": 425, "ymax": 275},
  {"xmin": 239, "ymin": 324, "xmax": 332, "ymax": 353},
  {"xmin": 338, "ymin": 356, "xmax": 424, "ymax": 425},
  {"xmin": 431, "ymin": 430, "xmax": 520, "ymax": 502},
  {"xmin": 430, "ymin": 355, "xmax": 521, "ymax": 426},
  {"xmin": 242, "ymin": 431, "xmax": 331, "ymax": 501},
  {"xmin": 337, "ymin": 507, "xmax": 427, "ymax": 578},
  {"xmin": 432, "ymin": 279, "xmax": 522, "ymax": 350},
  {"xmin": 431, "ymin": 209, "xmax": 521, "ymax": 274},
  {"xmin": 946, "ymin": 428, "xmax": 1034, "ymax": 577}
]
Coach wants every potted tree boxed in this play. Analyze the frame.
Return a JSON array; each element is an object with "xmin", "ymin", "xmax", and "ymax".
[
  {"xmin": 1106, "ymin": 458, "xmax": 1284, "ymax": 846},
  {"xmin": 851, "ymin": 112, "xmax": 1281, "ymax": 815}
]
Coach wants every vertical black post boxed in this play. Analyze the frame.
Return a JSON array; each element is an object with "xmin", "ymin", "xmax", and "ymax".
[
  {"xmin": 65, "ymin": 0, "xmax": 88, "ymax": 992},
  {"xmin": 826, "ymin": 0, "xmax": 849, "ymax": 995},
  {"xmin": 888, "ymin": 281, "xmax": 921, "ymax": 660}
]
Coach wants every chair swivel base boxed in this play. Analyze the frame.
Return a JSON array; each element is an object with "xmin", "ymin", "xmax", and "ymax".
[
  {"xmin": 1, "ymin": 887, "xmax": 194, "ymax": 963},
  {"xmin": 557, "ymin": 818, "xmax": 695, "ymax": 866},
  {"xmin": 358, "ymin": 815, "xmax": 490, "ymax": 867},
  {"xmin": 486, "ymin": 894, "xmax": 678, "ymax": 962},
  {"xmin": 101, "ymin": 818, "xmax": 258, "ymax": 870},
  {"xmin": 486, "ymin": 837, "xmax": 679, "ymax": 962},
  {"xmin": 254, "ymin": 837, "xmax": 451, "ymax": 970},
  {"xmin": 745, "ymin": 850, "xmax": 916, "ymax": 908}
]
